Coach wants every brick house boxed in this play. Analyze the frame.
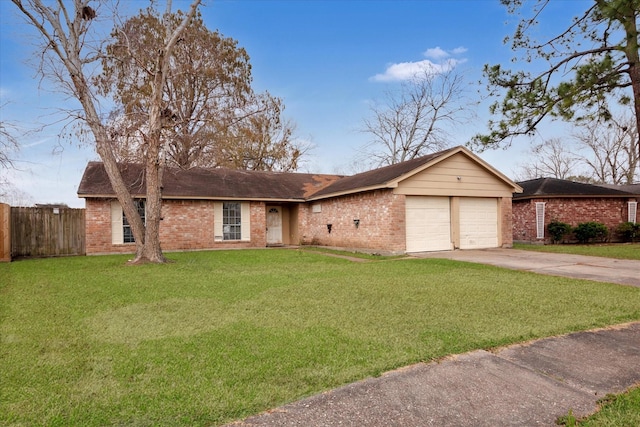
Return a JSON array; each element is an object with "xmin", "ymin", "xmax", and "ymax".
[
  {"xmin": 512, "ymin": 178, "xmax": 639, "ymax": 243},
  {"xmin": 78, "ymin": 146, "xmax": 522, "ymax": 255}
]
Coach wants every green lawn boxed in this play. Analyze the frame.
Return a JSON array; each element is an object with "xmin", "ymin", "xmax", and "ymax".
[
  {"xmin": 2, "ymin": 249, "xmax": 640, "ymax": 426},
  {"xmin": 575, "ymin": 390, "xmax": 640, "ymax": 426},
  {"xmin": 514, "ymin": 242, "xmax": 640, "ymax": 260}
]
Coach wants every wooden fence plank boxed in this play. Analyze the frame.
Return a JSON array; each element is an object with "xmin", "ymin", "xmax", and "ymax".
[{"xmin": 0, "ymin": 203, "xmax": 10, "ymax": 262}]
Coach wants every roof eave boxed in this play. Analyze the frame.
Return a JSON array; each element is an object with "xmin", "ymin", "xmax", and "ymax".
[
  {"xmin": 306, "ymin": 183, "xmax": 395, "ymax": 201},
  {"xmin": 79, "ymin": 194, "xmax": 306, "ymax": 203},
  {"xmin": 514, "ymin": 194, "xmax": 636, "ymax": 201}
]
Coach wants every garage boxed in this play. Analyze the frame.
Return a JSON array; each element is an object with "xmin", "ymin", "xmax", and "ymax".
[
  {"xmin": 459, "ymin": 197, "xmax": 498, "ymax": 249},
  {"xmin": 406, "ymin": 196, "xmax": 500, "ymax": 252},
  {"xmin": 305, "ymin": 146, "xmax": 521, "ymax": 254},
  {"xmin": 405, "ymin": 196, "xmax": 452, "ymax": 252}
]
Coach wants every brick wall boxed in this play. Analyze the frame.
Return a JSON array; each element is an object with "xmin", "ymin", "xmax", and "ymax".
[
  {"xmin": 299, "ymin": 189, "xmax": 406, "ymax": 254},
  {"xmin": 500, "ymin": 197, "xmax": 514, "ymax": 248},
  {"xmin": 86, "ymin": 191, "xmax": 513, "ymax": 255},
  {"xmin": 85, "ymin": 198, "xmax": 266, "ymax": 254},
  {"xmin": 513, "ymin": 197, "xmax": 636, "ymax": 243},
  {"xmin": 85, "ymin": 199, "xmax": 113, "ymax": 254}
]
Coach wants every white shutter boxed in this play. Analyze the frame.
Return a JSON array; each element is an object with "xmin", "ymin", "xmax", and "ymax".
[
  {"xmin": 110, "ymin": 200, "xmax": 124, "ymax": 244},
  {"xmin": 629, "ymin": 201, "xmax": 638, "ymax": 224},
  {"xmin": 241, "ymin": 202, "xmax": 251, "ymax": 241},
  {"xmin": 535, "ymin": 202, "xmax": 545, "ymax": 239},
  {"xmin": 214, "ymin": 202, "xmax": 223, "ymax": 241}
]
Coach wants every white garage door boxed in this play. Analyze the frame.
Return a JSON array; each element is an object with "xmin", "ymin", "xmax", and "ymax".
[
  {"xmin": 459, "ymin": 198, "xmax": 498, "ymax": 249},
  {"xmin": 405, "ymin": 196, "xmax": 452, "ymax": 252}
]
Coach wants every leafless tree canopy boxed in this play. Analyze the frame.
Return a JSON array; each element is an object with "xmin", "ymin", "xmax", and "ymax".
[
  {"xmin": 359, "ymin": 69, "xmax": 471, "ymax": 168},
  {"xmin": 0, "ymin": 112, "xmax": 19, "ymax": 169},
  {"xmin": 516, "ymin": 111, "xmax": 639, "ymax": 184},
  {"xmin": 573, "ymin": 114, "xmax": 639, "ymax": 185},
  {"xmin": 516, "ymin": 138, "xmax": 581, "ymax": 181}
]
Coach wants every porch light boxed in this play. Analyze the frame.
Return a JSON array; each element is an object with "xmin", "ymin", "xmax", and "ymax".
[
  {"xmin": 353, "ymin": 219, "xmax": 360, "ymax": 228},
  {"xmin": 327, "ymin": 224, "xmax": 332, "ymax": 234}
]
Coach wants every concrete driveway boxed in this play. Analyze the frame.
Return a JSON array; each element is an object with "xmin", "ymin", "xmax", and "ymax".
[{"xmin": 413, "ymin": 248, "xmax": 640, "ymax": 287}]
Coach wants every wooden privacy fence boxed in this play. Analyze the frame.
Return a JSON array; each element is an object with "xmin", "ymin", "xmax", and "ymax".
[
  {"xmin": 9, "ymin": 206, "xmax": 85, "ymax": 259},
  {"xmin": 0, "ymin": 204, "xmax": 9, "ymax": 262}
]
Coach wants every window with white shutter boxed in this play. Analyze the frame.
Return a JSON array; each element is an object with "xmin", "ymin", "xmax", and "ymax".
[{"xmin": 629, "ymin": 201, "xmax": 638, "ymax": 224}]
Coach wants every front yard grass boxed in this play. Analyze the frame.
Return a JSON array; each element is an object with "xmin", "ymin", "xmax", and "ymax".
[
  {"xmin": 2, "ymin": 249, "xmax": 640, "ymax": 426},
  {"xmin": 514, "ymin": 242, "xmax": 640, "ymax": 260}
]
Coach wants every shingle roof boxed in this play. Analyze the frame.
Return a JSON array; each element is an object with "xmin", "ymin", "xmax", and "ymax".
[
  {"xmin": 308, "ymin": 148, "xmax": 456, "ymax": 199},
  {"xmin": 514, "ymin": 177, "xmax": 637, "ymax": 200},
  {"xmin": 77, "ymin": 162, "xmax": 342, "ymax": 201},
  {"xmin": 597, "ymin": 183, "xmax": 640, "ymax": 194},
  {"xmin": 78, "ymin": 146, "xmax": 520, "ymax": 201}
]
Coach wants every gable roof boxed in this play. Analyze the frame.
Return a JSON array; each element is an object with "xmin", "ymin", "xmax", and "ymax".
[
  {"xmin": 78, "ymin": 146, "xmax": 521, "ymax": 201},
  {"xmin": 514, "ymin": 177, "xmax": 637, "ymax": 200},
  {"xmin": 77, "ymin": 162, "xmax": 342, "ymax": 201},
  {"xmin": 308, "ymin": 146, "xmax": 521, "ymax": 200}
]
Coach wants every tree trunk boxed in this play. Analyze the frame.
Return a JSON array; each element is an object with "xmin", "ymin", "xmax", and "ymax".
[
  {"xmin": 69, "ymin": 71, "xmax": 147, "ymax": 258},
  {"xmin": 621, "ymin": 3, "xmax": 640, "ymax": 161}
]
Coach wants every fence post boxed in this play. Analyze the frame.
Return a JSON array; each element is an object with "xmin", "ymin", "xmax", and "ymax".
[{"xmin": 0, "ymin": 203, "xmax": 10, "ymax": 262}]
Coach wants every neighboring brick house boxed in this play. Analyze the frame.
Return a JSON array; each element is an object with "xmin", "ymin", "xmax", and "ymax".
[
  {"xmin": 77, "ymin": 146, "xmax": 522, "ymax": 255},
  {"xmin": 512, "ymin": 178, "xmax": 639, "ymax": 243}
]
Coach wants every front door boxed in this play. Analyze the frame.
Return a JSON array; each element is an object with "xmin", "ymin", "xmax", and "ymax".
[{"xmin": 266, "ymin": 206, "xmax": 283, "ymax": 245}]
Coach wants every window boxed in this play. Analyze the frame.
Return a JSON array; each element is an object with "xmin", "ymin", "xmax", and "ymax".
[
  {"xmin": 535, "ymin": 202, "xmax": 545, "ymax": 239},
  {"xmin": 123, "ymin": 200, "xmax": 146, "ymax": 243},
  {"xmin": 629, "ymin": 201, "xmax": 638, "ymax": 224},
  {"xmin": 222, "ymin": 202, "xmax": 242, "ymax": 240},
  {"xmin": 111, "ymin": 199, "xmax": 146, "ymax": 245},
  {"xmin": 214, "ymin": 202, "xmax": 250, "ymax": 242}
]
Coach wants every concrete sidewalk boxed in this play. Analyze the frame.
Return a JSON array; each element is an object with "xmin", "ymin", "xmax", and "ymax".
[
  {"xmin": 416, "ymin": 248, "xmax": 640, "ymax": 287},
  {"xmin": 229, "ymin": 323, "xmax": 640, "ymax": 426}
]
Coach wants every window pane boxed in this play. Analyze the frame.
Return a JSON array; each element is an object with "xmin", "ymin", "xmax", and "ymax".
[
  {"xmin": 123, "ymin": 200, "xmax": 145, "ymax": 243},
  {"xmin": 223, "ymin": 202, "xmax": 242, "ymax": 240}
]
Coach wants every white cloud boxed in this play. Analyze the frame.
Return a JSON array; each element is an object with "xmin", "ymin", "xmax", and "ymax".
[
  {"xmin": 371, "ymin": 58, "xmax": 466, "ymax": 82},
  {"xmin": 371, "ymin": 46, "xmax": 468, "ymax": 82},
  {"xmin": 424, "ymin": 47, "xmax": 449, "ymax": 60}
]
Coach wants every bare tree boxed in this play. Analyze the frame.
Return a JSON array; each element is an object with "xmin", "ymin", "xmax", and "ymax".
[
  {"xmin": 0, "ymin": 103, "xmax": 20, "ymax": 170},
  {"xmin": 359, "ymin": 68, "xmax": 470, "ymax": 167},
  {"xmin": 11, "ymin": 0, "xmax": 201, "ymax": 263},
  {"xmin": 516, "ymin": 138, "xmax": 581, "ymax": 180},
  {"xmin": 573, "ymin": 113, "xmax": 639, "ymax": 184},
  {"xmin": 0, "ymin": 180, "xmax": 34, "ymax": 206}
]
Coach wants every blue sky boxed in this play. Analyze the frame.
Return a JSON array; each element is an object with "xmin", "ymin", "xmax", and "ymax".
[{"xmin": 0, "ymin": 0, "xmax": 591, "ymax": 207}]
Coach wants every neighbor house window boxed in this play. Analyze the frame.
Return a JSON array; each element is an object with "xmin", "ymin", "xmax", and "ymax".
[
  {"xmin": 629, "ymin": 201, "xmax": 638, "ymax": 224},
  {"xmin": 535, "ymin": 202, "xmax": 545, "ymax": 239},
  {"xmin": 222, "ymin": 202, "xmax": 242, "ymax": 240},
  {"xmin": 123, "ymin": 200, "xmax": 146, "ymax": 243}
]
